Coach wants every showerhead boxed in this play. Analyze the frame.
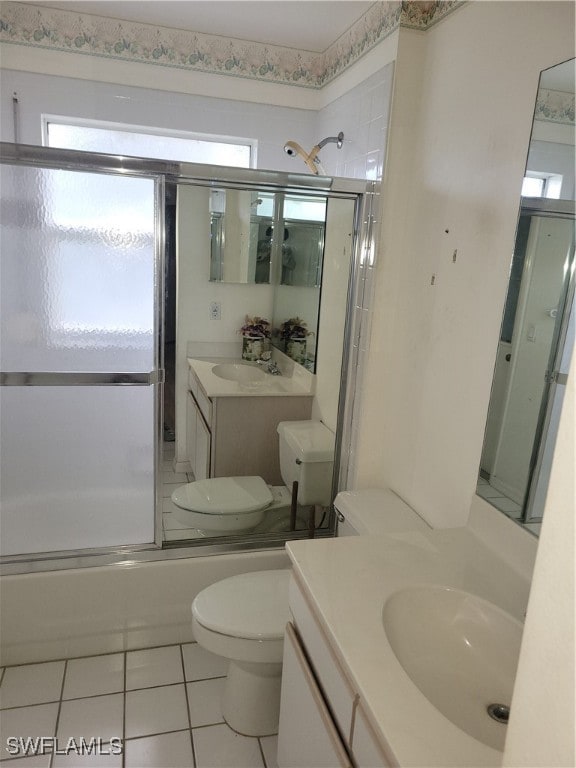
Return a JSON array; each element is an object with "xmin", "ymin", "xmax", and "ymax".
[
  {"xmin": 283, "ymin": 140, "xmax": 320, "ymax": 174},
  {"xmin": 283, "ymin": 141, "xmax": 301, "ymax": 157},
  {"xmin": 283, "ymin": 132, "xmax": 344, "ymax": 175}
]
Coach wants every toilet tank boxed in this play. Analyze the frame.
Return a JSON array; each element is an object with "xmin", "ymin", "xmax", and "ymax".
[
  {"xmin": 334, "ymin": 489, "xmax": 430, "ymax": 536},
  {"xmin": 277, "ymin": 421, "xmax": 335, "ymax": 506}
]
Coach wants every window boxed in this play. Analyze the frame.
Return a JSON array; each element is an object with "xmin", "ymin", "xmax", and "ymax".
[
  {"xmin": 522, "ymin": 171, "xmax": 563, "ymax": 199},
  {"xmin": 44, "ymin": 117, "xmax": 255, "ymax": 168}
]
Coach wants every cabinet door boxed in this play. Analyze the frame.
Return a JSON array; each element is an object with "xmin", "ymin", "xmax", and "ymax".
[
  {"xmin": 186, "ymin": 392, "xmax": 198, "ymax": 471},
  {"xmin": 187, "ymin": 392, "xmax": 211, "ymax": 481},
  {"xmin": 352, "ymin": 706, "xmax": 392, "ymax": 768},
  {"xmin": 288, "ymin": 576, "xmax": 357, "ymax": 743},
  {"xmin": 195, "ymin": 407, "xmax": 211, "ymax": 480},
  {"xmin": 277, "ymin": 623, "xmax": 352, "ymax": 768}
]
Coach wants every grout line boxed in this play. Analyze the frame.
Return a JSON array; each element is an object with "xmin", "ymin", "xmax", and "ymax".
[
  {"xmin": 1, "ymin": 700, "xmax": 62, "ymax": 712},
  {"xmin": 186, "ymin": 674, "xmax": 227, "ymax": 684},
  {"xmin": 50, "ymin": 660, "xmax": 68, "ymax": 768},
  {"xmin": 123, "ymin": 726, "xmax": 194, "ymax": 743},
  {"xmin": 189, "ymin": 721, "xmax": 228, "ymax": 732},
  {"xmin": 179, "ymin": 645, "xmax": 197, "ymax": 768},
  {"xmin": 122, "ymin": 650, "xmax": 127, "ymax": 768},
  {"xmin": 2, "ymin": 643, "xmax": 198, "ymax": 671},
  {"xmin": 257, "ymin": 737, "xmax": 268, "ymax": 768}
]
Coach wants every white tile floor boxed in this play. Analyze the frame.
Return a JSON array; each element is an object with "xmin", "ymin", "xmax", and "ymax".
[
  {"xmin": 475, "ymin": 477, "xmax": 541, "ymax": 535},
  {"xmin": 476, "ymin": 476, "xmax": 523, "ymax": 518},
  {"xmin": 0, "ymin": 643, "xmax": 278, "ymax": 768}
]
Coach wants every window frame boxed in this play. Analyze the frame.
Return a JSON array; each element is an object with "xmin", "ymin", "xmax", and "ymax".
[{"xmin": 41, "ymin": 115, "xmax": 257, "ymax": 168}]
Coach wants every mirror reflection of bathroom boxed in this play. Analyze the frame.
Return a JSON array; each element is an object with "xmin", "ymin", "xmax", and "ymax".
[
  {"xmin": 209, "ymin": 189, "xmax": 326, "ymax": 290},
  {"xmin": 162, "ymin": 186, "xmax": 357, "ymax": 545},
  {"xmin": 477, "ymin": 58, "xmax": 575, "ymax": 535}
]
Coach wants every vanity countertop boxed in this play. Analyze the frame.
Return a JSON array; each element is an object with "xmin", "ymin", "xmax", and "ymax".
[
  {"xmin": 286, "ymin": 526, "xmax": 531, "ymax": 767},
  {"xmin": 188, "ymin": 357, "xmax": 315, "ymax": 398}
]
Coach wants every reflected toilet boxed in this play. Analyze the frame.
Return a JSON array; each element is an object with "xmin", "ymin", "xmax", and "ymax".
[{"xmin": 171, "ymin": 420, "xmax": 335, "ymax": 535}]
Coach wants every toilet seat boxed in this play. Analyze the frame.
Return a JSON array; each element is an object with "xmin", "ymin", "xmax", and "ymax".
[
  {"xmin": 193, "ymin": 570, "xmax": 290, "ymax": 640},
  {"xmin": 172, "ymin": 476, "xmax": 273, "ymax": 515},
  {"xmin": 192, "ymin": 569, "xmax": 291, "ymax": 665}
]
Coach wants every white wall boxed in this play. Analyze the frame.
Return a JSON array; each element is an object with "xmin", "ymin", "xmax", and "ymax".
[
  {"xmin": 316, "ymin": 63, "xmax": 394, "ymax": 180},
  {"xmin": 312, "ymin": 197, "xmax": 357, "ymax": 432},
  {"xmin": 503, "ymin": 349, "xmax": 575, "ymax": 767},
  {"xmin": 0, "ymin": 69, "xmax": 317, "ymax": 172},
  {"xmin": 0, "ymin": 62, "xmax": 394, "ymax": 180},
  {"xmin": 354, "ymin": 1, "xmax": 575, "ymax": 530}
]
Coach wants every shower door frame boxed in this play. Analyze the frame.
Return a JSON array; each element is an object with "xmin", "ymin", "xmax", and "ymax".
[
  {"xmin": 0, "ymin": 142, "xmax": 168, "ymax": 561},
  {"xmin": 0, "ymin": 142, "xmax": 371, "ymax": 575}
]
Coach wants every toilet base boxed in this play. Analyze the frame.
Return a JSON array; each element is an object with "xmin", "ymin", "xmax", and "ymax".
[{"xmin": 222, "ymin": 659, "xmax": 283, "ymax": 737}]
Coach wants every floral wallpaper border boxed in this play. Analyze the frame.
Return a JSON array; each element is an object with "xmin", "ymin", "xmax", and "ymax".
[
  {"xmin": 535, "ymin": 88, "xmax": 575, "ymax": 126},
  {"xmin": 0, "ymin": 1, "xmax": 464, "ymax": 89}
]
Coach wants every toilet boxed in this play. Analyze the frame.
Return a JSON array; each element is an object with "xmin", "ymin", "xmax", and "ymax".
[
  {"xmin": 190, "ymin": 489, "xmax": 423, "ymax": 737},
  {"xmin": 172, "ymin": 420, "xmax": 335, "ymax": 535},
  {"xmin": 192, "ymin": 569, "xmax": 291, "ymax": 736}
]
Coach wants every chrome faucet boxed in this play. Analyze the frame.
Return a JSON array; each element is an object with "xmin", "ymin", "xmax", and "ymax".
[{"xmin": 257, "ymin": 358, "xmax": 281, "ymax": 375}]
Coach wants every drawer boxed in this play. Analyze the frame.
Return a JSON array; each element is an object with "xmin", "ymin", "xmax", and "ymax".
[{"xmin": 288, "ymin": 575, "xmax": 357, "ymax": 747}]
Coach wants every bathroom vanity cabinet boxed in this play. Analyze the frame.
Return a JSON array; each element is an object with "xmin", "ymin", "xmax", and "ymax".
[
  {"xmin": 187, "ymin": 367, "xmax": 313, "ymax": 484},
  {"xmin": 277, "ymin": 575, "xmax": 390, "ymax": 768}
]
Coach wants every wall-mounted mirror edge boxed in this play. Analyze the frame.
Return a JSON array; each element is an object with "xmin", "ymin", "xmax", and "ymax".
[{"xmin": 476, "ymin": 57, "xmax": 575, "ymax": 537}]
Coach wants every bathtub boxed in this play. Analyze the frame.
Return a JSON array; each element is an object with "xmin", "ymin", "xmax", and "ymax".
[{"xmin": 0, "ymin": 549, "xmax": 289, "ymax": 666}]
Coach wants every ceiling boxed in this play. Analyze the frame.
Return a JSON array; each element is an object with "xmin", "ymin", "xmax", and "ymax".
[{"xmin": 30, "ymin": 1, "xmax": 375, "ymax": 52}]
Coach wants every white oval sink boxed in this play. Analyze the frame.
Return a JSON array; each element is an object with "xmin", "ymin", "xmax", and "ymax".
[
  {"xmin": 212, "ymin": 363, "xmax": 266, "ymax": 383},
  {"xmin": 383, "ymin": 585, "xmax": 523, "ymax": 751}
]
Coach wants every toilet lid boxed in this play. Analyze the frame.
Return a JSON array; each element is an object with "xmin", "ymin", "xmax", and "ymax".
[
  {"xmin": 192, "ymin": 570, "xmax": 291, "ymax": 640},
  {"xmin": 172, "ymin": 476, "xmax": 272, "ymax": 515}
]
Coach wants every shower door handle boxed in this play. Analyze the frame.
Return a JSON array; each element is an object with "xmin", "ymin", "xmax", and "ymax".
[{"xmin": 0, "ymin": 371, "xmax": 164, "ymax": 386}]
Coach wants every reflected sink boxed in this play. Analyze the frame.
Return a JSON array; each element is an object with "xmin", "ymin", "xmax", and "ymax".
[
  {"xmin": 212, "ymin": 363, "xmax": 266, "ymax": 383},
  {"xmin": 383, "ymin": 585, "xmax": 523, "ymax": 751}
]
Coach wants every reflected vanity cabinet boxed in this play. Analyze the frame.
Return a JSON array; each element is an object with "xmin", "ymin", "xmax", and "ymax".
[
  {"xmin": 187, "ymin": 367, "xmax": 313, "ymax": 483},
  {"xmin": 277, "ymin": 575, "xmax": 391, "ymax": 768}
]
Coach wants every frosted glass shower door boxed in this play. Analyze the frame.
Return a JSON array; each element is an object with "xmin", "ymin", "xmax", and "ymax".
[{"xmin": 0, "ymin": 162, "xmax": 160, "ymax": 556}]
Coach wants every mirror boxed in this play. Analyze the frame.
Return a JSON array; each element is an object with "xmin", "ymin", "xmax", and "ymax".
[
  {"xmin": 477, "ymin": 59, "xmax": 575, "ymax": 535},
  {"xmin": 209, "ymin": 189, "xmax": 326, "ymax": 289},
  {"xmin": 208, "ymin": 188, "xmax": 327, "ymax": 371},
  {"xmin": 171, "ymin": 181, "xmax": 358, "ymax": 545}
]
